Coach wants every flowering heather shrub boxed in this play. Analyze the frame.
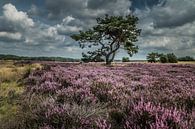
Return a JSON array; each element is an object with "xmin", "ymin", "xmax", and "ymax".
[
  {"xmin": 124, "ymin": 100, "xmax": 189, "ymax": 129},
  {"xmin": 7, "ymin": 63, "xmax": 195, "ymax": 128}
]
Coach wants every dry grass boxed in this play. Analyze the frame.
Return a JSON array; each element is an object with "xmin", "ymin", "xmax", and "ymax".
[
  {"xmin": 178, "ymin": 61, "xmax": 195, "ymax": 64},
  {"xmin": 0, "ymin": 60, "xmax": 42, "ymax": 121},
  {"xmin": 0, "ymin": 67, "xmax": 19, "ymax": 83}
]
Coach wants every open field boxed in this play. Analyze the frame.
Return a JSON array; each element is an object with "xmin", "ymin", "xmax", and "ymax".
[{"xmin": 0, "ymin": 61, "xmax": 194, "ymax": 129}]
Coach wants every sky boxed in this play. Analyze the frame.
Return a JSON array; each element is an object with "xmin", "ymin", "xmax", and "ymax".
[{"xmin": 0, "ymin": 0, "xmax": 195, "ymax": 60}]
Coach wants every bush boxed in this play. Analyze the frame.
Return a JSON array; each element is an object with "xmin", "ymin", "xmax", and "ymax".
[
  {"xmin": 167, "ymin": 53, "xmax": 178, "ymax": 63},
  {"xmin": 122, "ymin": 57, "xmax": 130, "ymax": 62},
  {"xmin": 159, "ymin": 54, "xmax": 168, "ymax": 63},
  {"xmin": 146, "ymin": 52, "xmax": 159, "ymax": 63}
]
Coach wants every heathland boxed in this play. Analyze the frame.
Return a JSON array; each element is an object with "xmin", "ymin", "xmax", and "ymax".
[{"xmin": 0, "ymin": 60, "xmax": 194, "ymax": 129}]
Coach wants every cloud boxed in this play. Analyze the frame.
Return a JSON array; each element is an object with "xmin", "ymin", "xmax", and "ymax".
[
  {"xmin": 0, "ymin": 3, "xmax": 69, "ymax": 57},
  {"xmin": 132, "ymin": 0, "xmax": 195, "ymax": 58},
  {"xmin": 0, "ymin": 3, "xmax": 65, "ymax": 44},
  {"xmin": 63, "ymin": 16, "xmax": 75, "ymax": 24},
  {"xmin": 43, "ymin": 0, "xmax": 131, "ymax": 24},
  {"xmin": 0, "ymin": 17, "xmax": 16, "ymax": 33},
  {"xmin": 55, "ymin": 16, "xmax": 83, "ymax": 35},
  {"xmin": 87, "ymin": 0, "xmax": 131, "ymax": 15},
  {"xmin": 28, "ymin": 4, "xmax": 39, "ymax": 16},
  {"xmin": 0, "ymin": 0, "xmax": 195, "ymax": 59},
  {"xmin": 0, "ymin": 32, "xmax": 22, "ymax": 42},
  {"xmin": 130, "ymin": 0, "xmax": 166, "ymax": 10},
  {"xmin": 151, "ymin": 0, "xmax": 195, "ymax": 28},
  {"xmin": 0, "ymin": 3, "xmax": 34, "ymax": 42},
  {"xmin": 3, "ymin": 3, "xmax": 34, "ymax": 29}
]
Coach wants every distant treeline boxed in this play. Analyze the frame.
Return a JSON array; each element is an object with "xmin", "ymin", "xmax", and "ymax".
[
  {"xmin": 178, "ymin": 56, "xmax": 194, "ymax": 61},
  {"xmin": 0, "ymin": 54, "xmax": 80, "ymax": 62}
]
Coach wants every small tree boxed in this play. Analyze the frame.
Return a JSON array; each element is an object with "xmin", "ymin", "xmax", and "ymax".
[
  {"xmin": 159, "ymin": 54, "xmax": 168, "ymax": 63},
  {"xmin": 71, "ymin": 14, "xmax": 141, "ymax": 65},
  {"xmin": 167, "ymin": 53, "xmax": 178, "ymax": 63},
  {"xmin": 146, "ymin": 52, "xmax": 159, "ymax": 63},
  {"xmin": 122, "ymin": 57, "xmax": 130, "ymax": 62}
]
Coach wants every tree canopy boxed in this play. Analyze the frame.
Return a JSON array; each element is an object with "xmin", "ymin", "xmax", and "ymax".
[
  {"xmin": 147, "ymin": 52, "xmax": 178, "ymax": 63},
  {"xmin": 146, "ymin": 52, "xmax": 160, "ymax": 63},
  {"xmin": 71, "ymin": 14, "xmax": 141, "ymax": 64}
]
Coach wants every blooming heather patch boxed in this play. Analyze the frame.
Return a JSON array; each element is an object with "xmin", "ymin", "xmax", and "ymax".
[{"xmin": 14, "ymin": 63, "xmax": 195, "ymax": 128}]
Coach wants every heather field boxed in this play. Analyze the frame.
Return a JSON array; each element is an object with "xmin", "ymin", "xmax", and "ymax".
[{"xmin": 1, "ymin": 62, "xmax": 194, "ymax": 129}]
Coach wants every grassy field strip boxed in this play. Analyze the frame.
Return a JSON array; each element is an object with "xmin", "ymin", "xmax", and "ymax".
[{"xmin": 0, "ymin": 61, "xmax": 41, "ymax": 120}]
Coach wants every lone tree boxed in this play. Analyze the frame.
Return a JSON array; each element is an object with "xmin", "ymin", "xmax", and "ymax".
[{"xmin": 71, "ymin": 14, "xmax": 141, "ymax": 65}]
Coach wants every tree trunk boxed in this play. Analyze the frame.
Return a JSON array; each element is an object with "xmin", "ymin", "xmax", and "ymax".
[
  {"xmin": 109, "ymin": 52, "xmax": 116, "ymax": 63},
  {"xmin": 105, "ymin": 42, "xmax": 119, "ymax": 65},
  {"xmin": 106, "ymin": 55, "xmax": 111, "ymax": 65},
  {"xmin": 105, "ymin": 52, "xmax": 116, "ymax": 65}
]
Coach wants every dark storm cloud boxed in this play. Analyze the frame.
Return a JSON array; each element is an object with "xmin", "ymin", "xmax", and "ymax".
[
  {"xmin": 0, "ymin": 17, "xmax": 16, "ymax": 32},
  {"xmin": 45, "ymin": 0, "xmax": 86, "ymax": 21},
  {"xmin": 87, "ymin": 0, "xmax": 117, "ymax": 9},
  {"xmin": 133, "ymin": 0, "xmax": 195, "ymax": 58},
  {"xmin": 130, "ymin": 0, "xmax": 166, "ymax": 10},
  {"xmin": 42, "ymin": 0, "xmax": 131, "ymax": 24},
  {"xmin": 152, "ymin": 0, "xmax": 195, "ymax": 28}
]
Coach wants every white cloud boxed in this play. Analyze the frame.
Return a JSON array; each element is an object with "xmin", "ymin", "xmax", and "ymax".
[
  {"xmin": 0, "ymin": 32, "xmax": 22, "ymax": 41},
  {"xmin": 22, "ymin": 23, "xmax": 66, "ymax": 45},
  {"xmin": 47, "ymin": 27, "xmax": 57, "ymax": 37},
  {"xmin": 56, "ymin": 24, "xmax": 83, "ymax": 35},
  {"xmin": 3, "ymin": 3, "xmax": 34, "ymax": 29},
  {"xmin": 63, "ymin": 16, "xmax": 75, "ymax": 24},
  {"xmin": 56, "ymin": 16, "xmax": 83, "ymax": 35},
  {"xmin": 0, "ymin": 3, "xmax": 66, "ymax": 45}
]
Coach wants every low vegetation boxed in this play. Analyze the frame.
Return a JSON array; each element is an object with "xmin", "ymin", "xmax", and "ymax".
[
  {"xmin": 1, "ymin": 63, "xmax": 194, "ymax": 129},
  {"xmin": 122, "ymin": 57, "xmax": 130, "ymax": 62},
  {"xmin": 178, "ymin": 56, "xmax": 194, "ymax": 61},
  {"xmin": 0, "ymin": 54, "xmax": 80, "ymax": 62},
  {"xmin": 0, "ymin": 61, "xmax": 41, "ymax": 125}
]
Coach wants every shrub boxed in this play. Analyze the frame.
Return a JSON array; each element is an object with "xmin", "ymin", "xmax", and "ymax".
[
  {"xmin": 159, "ymin": 54, "xmax": 168, "ymax": 63},
  {"xmin": 146, "ymin": 52, "xmax": 159, "ymax": 63},
  {"xmin": 1, "ymin": 64, "xmax": 195, "ymax": 128},
  {"xmin": 167, "ymin": 53, "xmax": 178, "ymax": 63},
  {"xmin": 124, "ymin": 100, "xmax": 189, "ymax": 129},
  {"xmin": 122, "ymin": 57, "xmax": 130, "ymax": 62}
]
